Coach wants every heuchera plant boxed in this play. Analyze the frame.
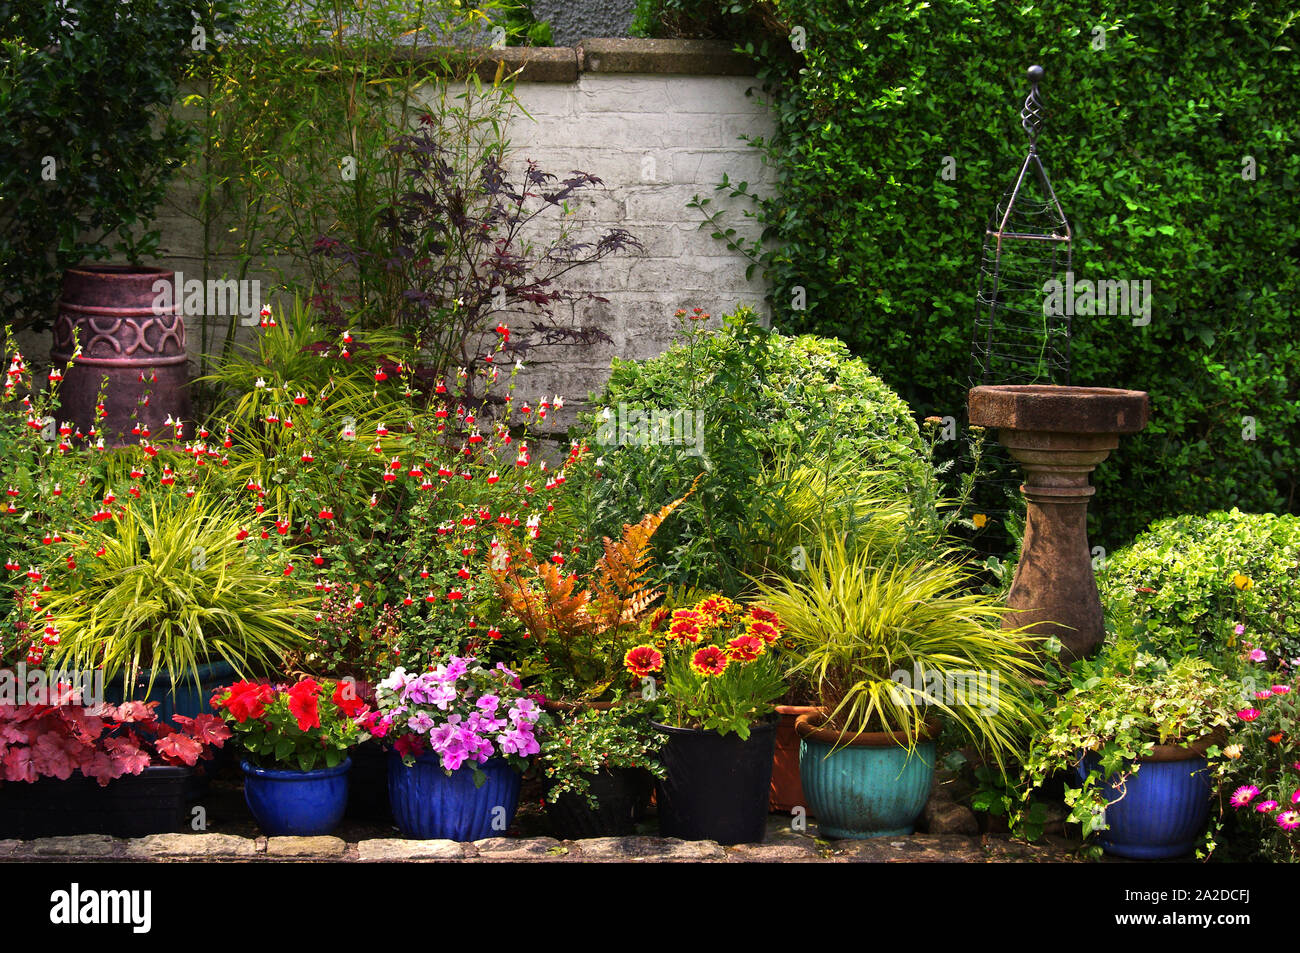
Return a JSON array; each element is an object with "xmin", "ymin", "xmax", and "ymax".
[
  {"xmin": 368, "ymin": 656, "xmax": 545, "ymax": 785},
  {"xmin": 212, "ymin": 677, "xmax": 370, "ymax": 773},
  {"xmin": 0, "ymin": 685, "xmax": 230, "ymax": 785}
]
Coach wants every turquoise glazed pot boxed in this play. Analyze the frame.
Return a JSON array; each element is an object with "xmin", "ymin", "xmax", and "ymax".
[{"xmin": 796, "ymin": 712, "xmax": 937, "ymax": 839}]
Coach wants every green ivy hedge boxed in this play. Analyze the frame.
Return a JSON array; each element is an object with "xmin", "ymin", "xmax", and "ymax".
[{"xmin": 673, "ymin": 0, "xmax": 1300, "ymax": 549}]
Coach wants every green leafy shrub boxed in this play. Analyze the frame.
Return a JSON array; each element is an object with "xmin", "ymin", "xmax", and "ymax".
[
  {"xmin": 0, "ymin": 0, "xmax": 200, "ymax": 330},
  {"xmin": 664, "ymin": 0, "xmax": 1300, "ymax": 549},
  {"xmin": 576, "ymin": 306, "xmax": 932, "ymax": 594},
  {"xmin": 1099, "ymin": 509, "xmax": 1300, "ymax": 667}
]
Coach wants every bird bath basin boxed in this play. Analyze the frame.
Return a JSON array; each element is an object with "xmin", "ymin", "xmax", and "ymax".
[{"xmin": 968, "ymin": 384, "xmax": 1150, "ymax": 662}]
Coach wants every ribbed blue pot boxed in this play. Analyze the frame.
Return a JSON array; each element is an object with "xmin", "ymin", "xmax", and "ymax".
[
  {"xmin": 798, "ymin": 715, "xmax": 936, "ymax": 839},
  {"xmin": 1077, "ymin": 750, "xmax": 1213, "ymax": 860},
  {"xmin": 242, "ymin": 758, "xmax": 351, "ymax": 836},
  {"xmin": 388, "ymin": 752, "xmax": 521, "ymax": 841}
]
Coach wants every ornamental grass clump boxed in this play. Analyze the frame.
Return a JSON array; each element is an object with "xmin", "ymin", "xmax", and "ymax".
[
  {"xmin": 754, "ymin": 530, "xmax": 1044, "ymax": 765},
  {"xmin": 44, "ymin": 492, "xmax": 312, "ymax": 698}
]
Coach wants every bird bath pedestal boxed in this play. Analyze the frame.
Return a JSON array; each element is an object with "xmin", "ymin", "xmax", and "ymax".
[{"xmin": 968, "ymin": 385, "xmax": 1150, "ymax": 662}]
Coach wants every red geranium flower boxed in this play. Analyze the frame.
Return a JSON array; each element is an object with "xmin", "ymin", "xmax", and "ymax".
[
  {"xmin": 332, "ymin": 681, "xmax": 368, "ymax": 719},
  {"xmin": 218, "ymin": 681, "xmax": 274, "ymax": 723},
  {"xmin": 287, "ymin": 678, "xmax": 322, "ymax": 731}
]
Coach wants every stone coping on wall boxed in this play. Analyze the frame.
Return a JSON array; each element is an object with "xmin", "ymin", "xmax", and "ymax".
[{"xmin": 394, "ymin": 38, "xmax": 756, "ymax": 82}]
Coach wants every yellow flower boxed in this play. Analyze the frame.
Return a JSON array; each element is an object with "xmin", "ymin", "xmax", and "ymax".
[
  {"xmin": 972, "ymin": 513, "xmax": 989, "ymax": 529},
  {"xmin": 1223, "ymin": 744, "xmax": 1243, "ymax": 760},
  {"xmin": 1233, "ymin": 574, "xmax": 1254, "ymax": 591}
]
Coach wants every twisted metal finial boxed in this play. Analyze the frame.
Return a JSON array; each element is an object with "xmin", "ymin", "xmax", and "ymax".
[{"xmin": 1020, "ymin": 64, "xmax": 1045, "ymax": 150}]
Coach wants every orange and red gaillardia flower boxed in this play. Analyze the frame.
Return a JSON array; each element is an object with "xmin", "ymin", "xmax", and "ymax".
[
  {"xmin": 647, "ymin": 607, "xmax": 672, "ymax": 633},
  {"xmin": 668, "ymin": 619, "xmax": 702, "ymax": 645},
  {"xmin": 749, "ymin": 606, "xmax": 782, "ymax": 629},
  {"xmin": 624, "ymin": 645, "xmax": 664, "ymax": 678},
  {"xmin": 287, "ymin": 678, "xmax": 322, "ymax": 731},
  {"xmin": 696, "ymin": 595, "xmax": 738, "ymax": 623},
  {"xmin": 726, "ymin": 634, "xmax": 764, "ymax": 664},
  {"xmin": 690, "ymin": 646, "xmax": 730, "ymax": 678},
  {"xmin": 747, "ymin": 620, "xmax": 781, "ymax": 645}
]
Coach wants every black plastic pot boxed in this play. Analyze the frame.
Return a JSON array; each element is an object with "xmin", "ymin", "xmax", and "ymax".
[
  {"xmin": 653, "ymin": 720, "xmax": 776, "ymax": 845},
  {"xmin": 543, "ymin": 767, "xmax": 655, "ymax": 839},
  {"xmin": 345, "ymin": 738, "xmax": 392, "ymax": 821},
  {"xmin": 0, "ymin": 766, "xmax": 193, "ymax": 838}
]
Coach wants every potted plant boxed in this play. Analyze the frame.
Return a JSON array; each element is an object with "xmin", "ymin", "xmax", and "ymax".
[
  {"xmin": 212, "ymin": 677, "xmax": 369, "ymax": 836},
  {"xmin": 1026, "ymin": 641, "xmax": 1234, "ymax": 859},
  {"xmin": 1217, "ymin": 634, "xmax": 1300, "ymax": 861},
  {"xmin": 44, "ymin": 490, "xmax": 311, "ymax": 724},
  {"xmin": 369, "ymin": 655, "xmax": 545, "ymax": 841},
  {"xmin": 537, "ymin": 704, "xmax": 665, "ymax": 839},
  {"xmin": 624, "ymin": 595, "xmax": 787, "ymax": 845},
  {"xmin": 492, "ymin": 483, "xmax": 696, "ymax": 834},
  {"xmin": 756, "ymin": 531, "xmax": 1044, "ymax": 839},
  {"xmin": 0, "ymin": 681, "xmax": 229, "ymax": 838}
]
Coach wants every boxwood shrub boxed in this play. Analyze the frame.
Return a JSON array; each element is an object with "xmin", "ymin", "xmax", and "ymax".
[{"xmin": 574, "ymin": 307, "xmax": 932, "ymax": 594}]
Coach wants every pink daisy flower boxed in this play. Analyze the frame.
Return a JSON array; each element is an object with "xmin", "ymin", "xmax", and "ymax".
[
  {"xmin": 1256, "ymin": 800, "xmax": 1279, "ymax": 813},
  {"xmin": 1277, "ymin": 811, "xmax": 1300, "ymax": 831},
  {"xmin": 1292, "ymin": 790, "xmax": 1300, "ymax": 805},
  {"xmin": 1238, "ymin": 708, "xmax": 1262, "ymax": 722},
  {"xmin": 1272, "ymin": 685, "xmax": 1291, "ymax": 695},
  {"xmin": 1231, "ymin": 785, "xmax": 1260, "ymax": 808}
]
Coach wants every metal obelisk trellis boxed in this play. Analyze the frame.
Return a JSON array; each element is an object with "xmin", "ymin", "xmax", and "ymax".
[{"xmin": 971, "ymin": 65, "xmax": 1072, "ymax": 386}]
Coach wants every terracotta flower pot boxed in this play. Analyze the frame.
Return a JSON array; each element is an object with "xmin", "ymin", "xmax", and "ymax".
[
  {"xmin": 51, "ymin": 264, "xmax": 192, "ymax": 446},
  {"xmin": 770, "ymin": 704, "xmax": 818, "ymax": 813}
]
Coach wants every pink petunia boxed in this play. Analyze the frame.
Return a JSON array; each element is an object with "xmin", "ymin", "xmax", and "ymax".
[{"xmin": 1249, "ymin": 649, "xmax": 1268, "ymax": 663}]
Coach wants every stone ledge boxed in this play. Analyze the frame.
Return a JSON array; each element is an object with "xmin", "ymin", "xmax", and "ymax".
[
  {"xmin": 579, "ymin": 38, "xmax": 755, "ymax": 76},
  {"xmin": 0, "ymin": 830, "xmax": 1080, "ymax": 863},
  {"xmin": 357, "ymin": 838, "xmax": 465, "ymax": 862},
  {"xmin": 123, "ymin": 833, "xmax": 259, "ymax": 860},
  {"xmin": 265, "ymin": 836, "xmax": 348, "ymax": 859}
]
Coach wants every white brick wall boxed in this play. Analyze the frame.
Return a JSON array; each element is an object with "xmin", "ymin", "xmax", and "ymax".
[{"xmin": 20, "ymin": 70, "xmax": 776, "ymax": 430}]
